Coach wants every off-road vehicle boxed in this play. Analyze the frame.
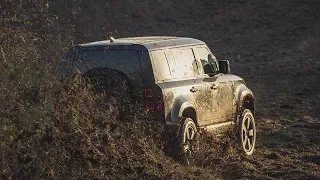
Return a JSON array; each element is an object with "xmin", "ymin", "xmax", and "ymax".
[{"xmin": 62, "ymin": 36, "xmax": 256, "ymax": 164}]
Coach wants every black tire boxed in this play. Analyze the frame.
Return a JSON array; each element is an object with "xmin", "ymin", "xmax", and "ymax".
[
  {"xmin": 179, "ymin": 118, "xmax": 199, "ymax": 165},
  {"xmin": 238, "ymin": 109, "xmax": 256, "ymax": 155}
]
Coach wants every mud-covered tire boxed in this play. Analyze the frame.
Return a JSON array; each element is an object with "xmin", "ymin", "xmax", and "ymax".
[
  {"xmin": 238, "ymin": 109, "xmax": 256, "ymax": 155},
  {"xmin": 179, "ymin": 118, "xmax": 199, "ymax": 165}
]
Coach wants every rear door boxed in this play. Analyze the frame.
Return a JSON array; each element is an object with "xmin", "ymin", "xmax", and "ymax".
[
  {"xmin": 149, "ymin": 48, "xmax": 200, "ymax": 122},
  {"xmin": 164, "ymin": 47, "xmax": 217, "ymax": 126}
]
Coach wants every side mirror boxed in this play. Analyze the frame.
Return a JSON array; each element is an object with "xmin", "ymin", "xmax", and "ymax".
[{"xmin": 218, "ymin": 60, "xmax": 230, "ymax": 74}]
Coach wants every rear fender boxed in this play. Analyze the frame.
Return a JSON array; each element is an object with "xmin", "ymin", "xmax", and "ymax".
[{"xmin": 165, "ymin": 94, "xmax": 197, "ymax": 137}]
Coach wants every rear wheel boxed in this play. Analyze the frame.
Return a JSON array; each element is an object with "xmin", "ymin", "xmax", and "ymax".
[
  {"xmin": 180, "ymin": 118, "xmax": 199, "ymax": 165},
  {"xmin": 239, "ymin": 109, "xmax": 256, "ymax": 155}
]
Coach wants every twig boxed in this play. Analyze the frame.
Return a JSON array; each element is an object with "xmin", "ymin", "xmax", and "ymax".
[
  {"xmin": 20, "ymin": 35, "xmax": 26, "ymax": 45},
  {"xmin": 1, "ymin": 47, "xmax": 6, "ymax": 63}
]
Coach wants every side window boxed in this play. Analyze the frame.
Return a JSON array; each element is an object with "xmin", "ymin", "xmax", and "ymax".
[
  {"xmin": 165, "ymin": 49, "xmax": 198, "ymax": 79},
  {"xmin": 196, "ymin": 47, "xmax": 218, "ymax": 74},
  {"xmin": 164, "ymin": 51, "xmax": 180, "ymax": 77},
  {"xmin": 151, "ymin": 48, "xmax": 201, "ymax": 81},
  {"xmin": 151, "ymin": 50, "xmax": 172, "ymax": 81},
  {"xmin": 181, "ymin": 48, "xmax": 199, "ymax": 76},
  {"xmin": 171, "ymin": 50, "xmax": 186, "ymax": 77}
]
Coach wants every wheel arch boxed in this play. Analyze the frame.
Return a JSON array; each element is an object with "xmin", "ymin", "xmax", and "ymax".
[
  {"xmin": 236, "ymin": 84, "xmax": 255, "ymax": 118},
  {"xmin": 179, "ymin": 105, "xmax": 198, "ymax": 126},
  {"xmin": 241, "ymin": 94, "xmax": 255, "ymax": 116}
]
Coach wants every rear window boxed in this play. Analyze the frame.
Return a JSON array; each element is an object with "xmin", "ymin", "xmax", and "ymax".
[{"xmin": 62, "ymin": 49, "xmax": 141, "ymax": 78}]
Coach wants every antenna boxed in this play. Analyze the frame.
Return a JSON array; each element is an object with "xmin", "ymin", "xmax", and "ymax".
[{"xmin": 110, "ymin": 37, "xmax": 116, "ymax": 42}]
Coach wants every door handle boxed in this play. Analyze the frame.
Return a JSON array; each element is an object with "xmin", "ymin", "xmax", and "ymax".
[
  {"xmin": 190, "ymin": 86, "xmax": 197, "ymax": 92},
  {"xmin": 211, "ymin": 83, "xmax": 219, "ymax": 90}
]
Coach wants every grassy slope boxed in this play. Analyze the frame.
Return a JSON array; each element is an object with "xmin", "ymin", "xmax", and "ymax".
[{"xmin": 1, "ymin": 0, "xmax": 319, "ymax": 179}]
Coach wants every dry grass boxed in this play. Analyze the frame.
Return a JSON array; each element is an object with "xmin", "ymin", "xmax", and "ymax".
[{"xmin": 1, "ymin": 0, "xmax": 320, "ymax": 179}]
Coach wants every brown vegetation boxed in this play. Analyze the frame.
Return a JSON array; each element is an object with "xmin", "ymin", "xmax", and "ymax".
[{"xmin": 1, "ymin": 0, "xmax": 319, "ymax": 179}]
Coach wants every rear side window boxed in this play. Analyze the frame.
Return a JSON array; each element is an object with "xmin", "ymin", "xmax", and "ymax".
[
  {"xmin": 170, "ymin": 50, "xmax": 186, "ymax": 78},
  {"xmin": 164, "ymin": 51, "xmax": 179, "ymax": 78},
  {"xmin": 150, "ymin": 51, "xmax": 172, "ymax": 81}
]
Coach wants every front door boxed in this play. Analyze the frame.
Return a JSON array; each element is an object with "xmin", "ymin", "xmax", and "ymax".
[
  {"xmin": 191, "ymin": 76, "xmax": 216, "ymax": 126},
  {"xmin": 205, "ymin": 74, "xmax": 234, "ymax": 123},
  {"xmin": 194, "ymin": 46, "xmax": 234, "ymax": 125}
]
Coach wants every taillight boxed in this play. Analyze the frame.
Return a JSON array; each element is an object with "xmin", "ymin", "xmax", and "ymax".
[
  {"xmin": 146, "ymin": 102, "xmax": 154, "ymax": 111},
  {"xmin": 157, "ymin": 97, "xmax": 163, "ymax": 112},
  {"xmin": 144, "ymin": 88, "xmax": 163, "ymax": 112},
  {"xmin": 144, "ymin": 89, "xmax": 153, "ymax": 98}
]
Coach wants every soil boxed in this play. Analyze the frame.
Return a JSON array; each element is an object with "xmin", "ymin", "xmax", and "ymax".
[{"xmin": 1, "ymin": 0, "xmax": 319, "ymax": 179}]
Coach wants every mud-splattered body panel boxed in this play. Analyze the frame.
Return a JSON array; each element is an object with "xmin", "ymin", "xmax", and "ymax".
[{"xmin": 68, "ymin": 36, "xmax": 254, "ymax": 133}]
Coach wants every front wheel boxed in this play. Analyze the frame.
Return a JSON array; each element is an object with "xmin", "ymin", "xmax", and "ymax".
[{"xmin": 239, "ymin": 109, "xmax": 256, "ymax": 155}]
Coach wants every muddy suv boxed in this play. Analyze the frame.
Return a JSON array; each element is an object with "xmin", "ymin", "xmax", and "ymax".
[{"xmin": 62, "ymin": 36, "xmax": 256, "ymax": 163}]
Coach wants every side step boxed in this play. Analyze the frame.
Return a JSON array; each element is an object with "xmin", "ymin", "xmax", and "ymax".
[{"xmin": 200, "ymin": 121, "xmax": 234, "ymax": 135}]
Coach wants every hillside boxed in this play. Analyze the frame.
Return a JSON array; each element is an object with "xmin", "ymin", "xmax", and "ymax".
[{"xmin": 1, "ymin": 0, "xmax": 319, "ymax": 179}]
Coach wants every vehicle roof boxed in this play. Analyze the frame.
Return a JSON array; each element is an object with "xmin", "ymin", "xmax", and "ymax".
[{"xmin": 79, "ymin": 36, "xmax": 205, "ymax": 51}]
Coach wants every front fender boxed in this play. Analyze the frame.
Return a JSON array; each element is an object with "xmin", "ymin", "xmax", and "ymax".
[{"xmin": 235, "ymin": 84, "xmax": 255, "ymax": 116}]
